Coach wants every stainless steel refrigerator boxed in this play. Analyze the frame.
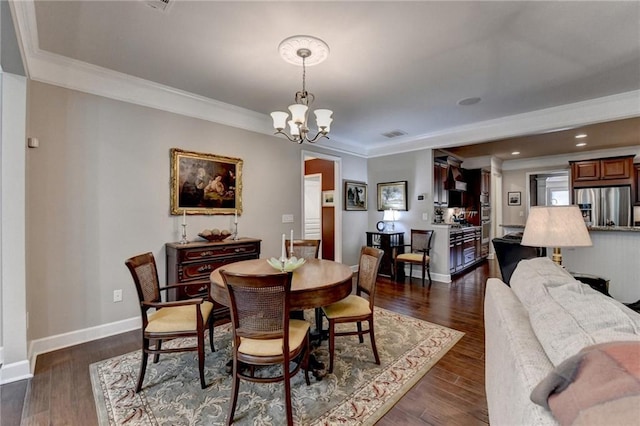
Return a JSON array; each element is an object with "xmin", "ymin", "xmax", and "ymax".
[{"xmin": 574, "ymin": 186, "xmax": 631, "ymax": 227}]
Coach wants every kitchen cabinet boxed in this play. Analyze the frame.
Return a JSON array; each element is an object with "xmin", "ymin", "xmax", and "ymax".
[
  {"xmin": 166, "ymin": 238, "xmax": 261, "ymax": 319},
  {"xmin": 570, "ymin": 155, "xmax": 634, "ymax": 188},
  {"xmin": 366, "ymin": 231, "xmax": 404, "ymax": 278},
  {"xmin": 433, "ymin": 161, "xmax": 448, "ymax": 206},
  {"xmin": 449, "ymin": 227, "xmax": 485, "ymax": 275},
  {"xmin": 635, "ymin": 163, "xmax": 640, "ymax": 205}
]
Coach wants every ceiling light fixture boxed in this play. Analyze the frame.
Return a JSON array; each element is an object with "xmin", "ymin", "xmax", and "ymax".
[{"xmin": 270, "ymin": 35, "xmax": 333, "ymax": 144}]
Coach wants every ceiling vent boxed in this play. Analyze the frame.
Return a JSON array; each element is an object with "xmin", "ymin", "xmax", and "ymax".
[
  {"xmin": 145, "ymin": 0, "xmax": 173, "ymax": 13},
  {"xmin": 382, "ymin": 130, "xmax": 408, "ymax": 139}
]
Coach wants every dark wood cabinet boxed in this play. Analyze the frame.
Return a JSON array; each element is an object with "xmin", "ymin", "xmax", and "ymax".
[
  {"xmin": 166, "ymin": 238, "xmax": 261, "ymax": 318},
  {"xmin": 366, "ymin": 231, "xmax": 404, "ymax": 278},
  {"xmin": 433, "ymin": 161, "xmax": 448, "ymax": 207},
  {"xmin": 450, "ymin": 227, "xmax": 484, "ymax": 275},
  {"xmin": 570, "ymin": 155, "xmax": 634, "ymax": 188},
  {"xmin": 634, "ymin": 163, "xmax": 640, "ymax": 205}
]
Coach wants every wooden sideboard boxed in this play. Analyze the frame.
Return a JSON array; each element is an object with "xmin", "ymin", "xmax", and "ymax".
[{"xmin": 166, "ymin": 238, "xmax": 261, "ymax": 319}]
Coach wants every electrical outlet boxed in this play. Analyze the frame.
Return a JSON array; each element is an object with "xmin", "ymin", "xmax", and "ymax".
[
  {"xmin": 519, "ymin": 211, "xmax": 524, "ymax": 217},
  {"xmin": 282, "ymin": 214, "xmax": 294, "ymax": 223},
  {"xmin": 113, "ymin": 289, "xmax": 123, "ymax": 302}
]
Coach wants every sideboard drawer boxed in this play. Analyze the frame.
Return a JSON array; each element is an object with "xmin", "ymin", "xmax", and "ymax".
[
  {"xmin": 178, "ymin": 253, "xmax": 257, "ymax": 281},
  {"xmin": 178, "ymin": 242, "xmax": 260, "ymax": 263}
]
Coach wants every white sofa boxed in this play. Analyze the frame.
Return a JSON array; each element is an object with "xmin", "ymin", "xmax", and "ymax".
[{"xmin": 484, "ymin": 257, "xmax": 640, "ymax": 425}]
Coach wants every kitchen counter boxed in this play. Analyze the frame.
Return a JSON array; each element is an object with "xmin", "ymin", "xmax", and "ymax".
[{"xmin": 500, "ymin": 224, "xmax": 640, "ymax": 233}]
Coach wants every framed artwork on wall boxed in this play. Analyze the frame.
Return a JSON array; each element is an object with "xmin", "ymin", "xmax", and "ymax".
[
  {"xmin": 322, "ymin": 190, "xmax": 335, "ymax": 207},
  {"xmin": 344, "ymin": 180, "xmax": 367, "ymax": 211},
  {"xmin": 377, "ymin": 180, "xmax": 408, "ymax": 211},
  {"xmin": 507, "ymin": 191, "xmax": 521, "ymax": 206},
  {"xmin": 170, "ymin": 148, "xmax": 243, "ymax": 215}
]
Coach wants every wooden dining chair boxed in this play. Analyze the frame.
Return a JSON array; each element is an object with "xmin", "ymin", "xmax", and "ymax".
[
  {"xmin": 220, "ymin": 269, "xmax": 311, "ymax": 426},
  {"xmin": 321, "ymin": 246, "xmax": 384, "ymax": 373},
  {"xmin": 125, "ymin": 252, "xmax": 214, "ymax": 391},
  {"xmin": 285, "ymin": 239, "xmax": 321, "ymax": 259},
  {"xmin": 393, "ymin": 229, "xmax": 434, "ymax": 286}
]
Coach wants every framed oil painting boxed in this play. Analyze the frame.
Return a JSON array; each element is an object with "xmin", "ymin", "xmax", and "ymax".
[
  {"xmin": 344, "ymin": 180, "xmax": 367, "ymax": 211},
  {"xmin": 377, "ymin": 180, "xmax": 408, "ymax": 211},
  {"xmin": 507, "ymin": 191, "xmax": 521, "ymax": 206},
  {"xmin": 170, "ymin": 148, "xmax": 243, "ymax": 215}
]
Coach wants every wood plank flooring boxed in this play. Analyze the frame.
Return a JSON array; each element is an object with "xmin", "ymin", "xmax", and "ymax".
[{"xmin": 2, "ymin": 259, "xmax": 499, "ymax": 426}]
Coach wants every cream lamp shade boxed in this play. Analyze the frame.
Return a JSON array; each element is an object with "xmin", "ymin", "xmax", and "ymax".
[
  {"xmin": 383, "ymin": 209, "xmax": 398, "ymax": 231},
  {"xmin": 521, "ymin": 205, "xmax": 592, "ymax": 265}
]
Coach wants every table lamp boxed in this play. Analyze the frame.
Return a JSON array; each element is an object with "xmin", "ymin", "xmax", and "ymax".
[
  {"xmin": 383, "ymin": 209, "xmax": 398, "ymax": 231},
  {"xmin": 521, "ymin": 205, "xmax": 592, "ymax": 266}
]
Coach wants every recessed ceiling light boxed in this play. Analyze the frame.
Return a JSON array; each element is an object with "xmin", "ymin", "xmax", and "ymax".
[
  {"xmin": 457, "ymin": 97, "xmax": 481, "ymax": 106},
  {"xmin": 575, "ymin": 134, "xmax": 587, "ymax": 139},
  {"xmin": 576, "ymin": 142, "xmax": 587, "ymax": 147},
  {"xmin": 511, "ymin": 151, "xmax": 520, "ymax": 155}
]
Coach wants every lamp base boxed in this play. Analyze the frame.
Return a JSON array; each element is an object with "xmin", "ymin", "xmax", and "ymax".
[{"xmin": 552, "ymin": 247, "xmax": 562, "ymax": 266}]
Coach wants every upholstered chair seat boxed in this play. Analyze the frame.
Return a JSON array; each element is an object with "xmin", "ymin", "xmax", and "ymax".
[
  {"xmin": 239, "ymin": 319, "xmax": 310, "ymax": 357},
  {"xmin": 146, "ymin": 302, "xmax": 214, "ymax": 333},
  {"xmin": 322, "ymin": 295, "xmax": 371, "ymax": 319}
]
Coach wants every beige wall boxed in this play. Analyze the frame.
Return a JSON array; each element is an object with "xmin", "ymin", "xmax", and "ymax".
[
  {"xmin": 25, "ymin": 81, "xmax": 366, "ymax": 342},
  {"xmin": 501, "ymin": 164, "xmax": 571, "ymax": 226}
]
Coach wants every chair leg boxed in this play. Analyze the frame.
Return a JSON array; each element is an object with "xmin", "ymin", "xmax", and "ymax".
[
  {"xmin": 303, "ymin": 335, "xmax": 311, "ymax": 386},
  {"xmin": 227, "ymin": 359, "xmax": 240, "ymax": 426},
  {"xmin": 208, "ymin": 314, "xmax": 215, "ymax": 352},
  {"xmin": 153, "ymin": 339, "xmax": 162, "ymax": 363},
  {"xmin": 357, "ymin": 321, "xmax": 364, "ymax": 343},
  {"xmin": 198, "ymin": 331, "xmax": 206, "ymax": 389},
  {"xmin": 427, "ymin": 264, "xmax": 432, "ymax": 287},
  {"xmin": 409, "ymin": 264, "xmax": 413, "ymax": 282},
  {"xmin": 328, "ymin": 320, "xmax": 336, "ymax": 374},
  {"xmin": 368, "ymin": 318, "xmax": 380, "ymax": 365},
  {"xmin": 136, "ymin": 339, "xmax": 150, "ymax": 393},
  {"xmin": 421, "ymin": 262, "xmax": 426, "ymax": 287},
  {"xmin": 283, "ymin": 355, "xmax": 293, "ymax": 426}
]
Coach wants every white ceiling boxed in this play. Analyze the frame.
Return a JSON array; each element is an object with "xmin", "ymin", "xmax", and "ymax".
[{"xmin": 10, "ymin": 0, "xmax": 640, "ymax": 157}]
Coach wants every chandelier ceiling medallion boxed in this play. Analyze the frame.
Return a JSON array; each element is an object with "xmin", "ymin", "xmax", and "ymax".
[{"xmin": 270, "ymin": 35, "xmax": 333, "ymax": 144}]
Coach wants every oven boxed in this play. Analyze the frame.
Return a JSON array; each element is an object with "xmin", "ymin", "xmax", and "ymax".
[
  {"xmin": 481, "ymin": 220, "xmax": 491, "ymax": 244},
  {"xmin": 481, "ymin": 206, "xmax": 491, "ymax": 222}
]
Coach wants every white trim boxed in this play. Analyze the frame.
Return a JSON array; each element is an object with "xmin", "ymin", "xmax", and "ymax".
[
  {"xmin": 13, "ymin": 1, "xmax": 638, "ymax": 161},
  {"xmin": 366, "ymin": 90, "xmax": 640, "ymax": 157},
  {"xmin": 27, "ymin": 316, "xmax": 140, "ymax": 373},
  {"xmin": 0, "ymin": 360, "xmax": 32, "ymax": 385}
]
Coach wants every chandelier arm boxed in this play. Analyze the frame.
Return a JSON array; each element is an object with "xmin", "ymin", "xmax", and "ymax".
[
  {"xmin": 304, "ymin": 131, "xmax": 330, "ymax": 143},
  {"xmin": 273, "ymin": 129, "xmax": 300, "ymax": 143}
]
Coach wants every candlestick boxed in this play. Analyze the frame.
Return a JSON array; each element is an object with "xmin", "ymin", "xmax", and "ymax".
[
  {"xmin": 290, "ymin": 229, "xmax": 294, "ymax": 257},
  {"xmin": 234, "ymin": 209, "xmax": 238, "ymax": 224},
  {"xmin": 280, "ymin": 233, "xmax": 286, "ymax": 262},
  {"xmin": 182, "ymin": 210, "xmax": 186, "ymax": 225},
  {"xmin": 180, "ymin": 223, "xmax": 188, "ymax": 244}
]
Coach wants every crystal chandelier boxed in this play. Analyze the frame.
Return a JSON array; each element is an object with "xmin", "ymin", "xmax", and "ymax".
[{"xmin": 270, "ymin": 36, "xmax": 333, "ymax": 144}]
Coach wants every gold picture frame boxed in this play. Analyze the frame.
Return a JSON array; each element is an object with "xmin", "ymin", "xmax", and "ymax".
[{"xmin": 170, "ymin": 148, "xmax": 243, "ymax": 215}]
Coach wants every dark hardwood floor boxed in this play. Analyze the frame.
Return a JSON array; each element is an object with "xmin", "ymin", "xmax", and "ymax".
[{"xmin": 3, "ymin": 259, "xmax": 499, "ymax": 426}]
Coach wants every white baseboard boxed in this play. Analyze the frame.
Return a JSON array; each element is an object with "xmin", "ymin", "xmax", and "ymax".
[
  {"xmin": 0, "ymin": 360, "xmax": 32, "ymax": 385},
  {"xmin": 27, "ymin": 316, "xmax": 141, "ymax": 373}
]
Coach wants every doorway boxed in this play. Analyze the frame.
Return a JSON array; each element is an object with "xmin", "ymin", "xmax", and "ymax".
[{"xmin": 302, "ymin": 151, "xmax": 342, "ymax": 262}]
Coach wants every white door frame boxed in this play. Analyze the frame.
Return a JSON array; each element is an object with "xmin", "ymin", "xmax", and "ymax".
[{"xmin": 301, "ymin": 150, "xmax": 342, "ymax": 262}]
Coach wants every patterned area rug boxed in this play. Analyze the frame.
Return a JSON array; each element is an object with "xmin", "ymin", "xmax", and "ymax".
[{"xmin": 90, "ymin": 307, "xmax": 463, "ymax": 425}]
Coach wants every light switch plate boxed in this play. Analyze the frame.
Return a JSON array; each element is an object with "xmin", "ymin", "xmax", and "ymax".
[
  {"xmin": 422, "ymin": 213, "xmax": 429, "ymax": 221},
  {"xmin": 282, "ymin": 214, "xmax": 294, "ymax": 223}
]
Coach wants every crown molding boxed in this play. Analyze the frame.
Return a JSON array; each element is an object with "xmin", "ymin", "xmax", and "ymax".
[
  {"xmin": 366, "ymin": 90, "xmax": 640, "ymax": 158},
  {"xmin": 11, "ymin": 1, "xmax": 639, "ymax": 160}
]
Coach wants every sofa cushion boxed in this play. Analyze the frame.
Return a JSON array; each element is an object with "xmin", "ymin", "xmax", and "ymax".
[{"xmin": 510, "ymin": 257, "xmax": 640, "ymax": 366}]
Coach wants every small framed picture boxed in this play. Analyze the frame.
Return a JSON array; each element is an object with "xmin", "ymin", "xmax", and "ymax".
[
  {"xmin": 322, "ymin": 190, "xmax": 335, "ymax": 207},
  {"xmin": 344, "ymin": 180, "xmax": 367, "ymax": 211},
  {"xmin": 508, "ymin": 191, "xmax": 521, "ymax": 206},
  {"xmin": 377, "ymin": 180, "xmax": 408, "ymax": 211}
]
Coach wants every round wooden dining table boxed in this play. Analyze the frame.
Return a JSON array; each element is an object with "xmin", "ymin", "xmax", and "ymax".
[{"xmin": 209, "ymin": 258, "xmax": 354, "ymax": 310}]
